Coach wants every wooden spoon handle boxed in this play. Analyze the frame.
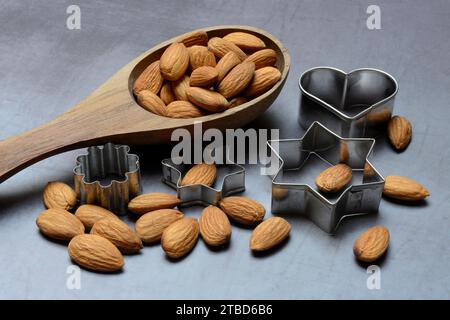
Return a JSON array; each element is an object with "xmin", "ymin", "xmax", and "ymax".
[{"xmin": 0, "ymin": 117, "xmax": 93, "ymax": 183}]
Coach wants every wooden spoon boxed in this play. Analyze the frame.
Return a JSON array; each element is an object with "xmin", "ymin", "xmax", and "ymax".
[{"xmin": 0, "ymin": 25, "xmax": 290, "ymax": 183}]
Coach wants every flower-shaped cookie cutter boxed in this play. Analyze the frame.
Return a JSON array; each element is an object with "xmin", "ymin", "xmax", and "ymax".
[
  {"xmin": 299, "ymin": 67, "xmax": 398, "ymax": 138},
  {"xmin": 267, "ymin": 122, "xmax": 384, "ymax": 234},
  {"xmin": 161, "ymin": 157, "xmax": 245, "ymax": 207},
  {"xmin": 74, "ymin": 143, "xmax": 142, "ymax": 215}
]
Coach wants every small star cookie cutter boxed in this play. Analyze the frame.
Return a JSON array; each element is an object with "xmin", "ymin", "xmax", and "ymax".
[
  {"xmin": 73, "ymin": 143, "xmax": 142, "ymax": 215},
  {"xmin": 161, "ymin": 156, "xmax": 245, "ymax": 207},
  {"xmin": 267, "ymin": 121, "xmax": 384, "ymax": 234}
]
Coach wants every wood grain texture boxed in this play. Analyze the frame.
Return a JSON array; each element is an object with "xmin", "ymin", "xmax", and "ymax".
[{"xmin": 0, "ymin": 25, "xmax": 290, "ymax": 183}]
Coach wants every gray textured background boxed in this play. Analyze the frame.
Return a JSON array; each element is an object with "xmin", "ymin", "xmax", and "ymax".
[{"xmin": 1, "ymin": 0, "xmax": 449, "ymax": 299}]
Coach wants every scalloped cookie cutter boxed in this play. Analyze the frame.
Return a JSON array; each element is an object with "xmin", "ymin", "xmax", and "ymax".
[
  {"xmin": 267, "ymin": 121, "xmax": 384, "ymax": 234},
  {"xmin": 73, "ymin": 143, "xmax": 141, "ymax": 215}
]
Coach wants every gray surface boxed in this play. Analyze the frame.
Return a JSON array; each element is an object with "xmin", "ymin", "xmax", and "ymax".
[{"xmin": 0, "ymin": 0, "xmax": 449, "ymax": 299}]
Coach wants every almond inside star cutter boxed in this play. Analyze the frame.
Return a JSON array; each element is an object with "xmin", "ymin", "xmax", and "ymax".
[{"xmin": 267, "ymin": 122, "xmax": 384, "ymax": 234}]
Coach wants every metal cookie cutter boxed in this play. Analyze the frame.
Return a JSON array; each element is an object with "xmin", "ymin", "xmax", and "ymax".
[
  {"xmin": 74, "ymin": 143, "xmax": 142, "ymax": 215},
  {"xmin": 267, "ymin": 122, "xmax": 384, "ymax": 234},
  {"xmin": 299, "ymin": 67, "xmax": 398, "ymax": 138},
  {"xmin": 161, "ymin": 158, "xmax": 245, "ymax": 207}
]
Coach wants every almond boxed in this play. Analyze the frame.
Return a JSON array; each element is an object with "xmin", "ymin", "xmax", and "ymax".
[
  {"xmin": 219, "ymin": 196, "xmax": 265, "ymax": 225},
  {"xmin": 186, "ymin": 87, "xmax": 229, "ymax": 112},
  {"xmin": 36, "ymin": 208, "xmax": 85, "ymax": 241},
  {"xmin": 250, "ymin": 217, "xmax": 291, "ymax": 251},
  {"xmin": 218, "ymin": 61, "xmax": 255, "ymax": 98},
  {"xmin": 75, "ymin": 204, "xmax": 117, "ymax": 230},
  {"xmin": 228, "ymin": 97, "xmax": 248, "ymax": 109},
  {"xmin": 135, "ymin": 209, "xmax": 184, "ymax": 243},
  {"xmin": 223, "ymin": 32, "xmax": 266, "ymax": 51},
  {"xmin": 207, "ymin": 37, "xmax": 247, "ymax": 61},
  {"xmin": 315, "ymin": 164, "xmax": 352, "ymax": 193},
  {"xmin": 383, "ymin": 175, "xmax": 430, "ymax": 201},
  {"xmin": 68, "ymin": 234, "xmax": 124, "ymax": 272},
  {"xmin": 172, "ymin": 75, "xmax": 190, "ymax": 101},
  {"xmin": 133, "ymin": 60, "xmax": 163, "ymax": 95},
  {"xmin": 160, "ymin": 82, "xmax": 176, "ymax": 105},
  {"xmin": 160, "ymin": 42, "xmax": 189, "ymax": 81},
  {"xmin": 244, "ymin": 66, "xmax": 281, "ymax": 97},
  {"xmin": 215, "ymin": 51, "xmax": 241, "ymax": 82},
  {"xmin": 245, "ymin": 49, "xmax": 277, "ymax": 69},
  {"xmin": 199, "ymin": 206, "xmax": 231, "ymax": 246},
  {"xmin": 43, "ymin": 181, "xmax": 77, "ymax": 211},
  {"xmin": 181, "ymin": 163, "xmax": 217, "ymax": 186},
  {"xmin": 161, "ymin": 218, "xmax": 199, "ymax": 259},
  {"xmin": 387, "ymin": 116, "xmax": 412, "ymax": 150},
  {"xmin": 128, "ymin": 192, "xmax": 181, "ymax": 215},
  {"xmin": 136, "ymin": 90, "xmax": 166, "ymax": 116},
  {"xmin": 166, "ymin": 101, "xmax": 204, "ymax": 118},
  {"xmin": 367, "ymin": 108, "xmax": 392, "ymax": 123},
  {"xmin": 188, "ymin": 45, "xmax": 216, "ymax": 70},
  {"xmin": 189, "ymin": 66, "xmax": 218, "ymax": 87},
  {"xmin": 91, "ymin": 217, "xmax": 143, "ymax": 254},
  {"xmin": 353, "ymin": 226, "xmax": 390, "ymax": 262},
  {"xmin": 178, "ymin": 30, "xmax": 209, "ymax": 47}
]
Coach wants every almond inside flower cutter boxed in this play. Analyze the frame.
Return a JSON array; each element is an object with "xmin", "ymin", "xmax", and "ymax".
[
  {"xmin": 299, "ymin": 67, "xmax": 398, "ymax": 138},
  {"xmin": 267, "ymin": 122, "xmax": 384, "ymax": 234}
]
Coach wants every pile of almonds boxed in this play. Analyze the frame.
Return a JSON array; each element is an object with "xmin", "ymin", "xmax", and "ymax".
[
  {"xmin": 133, "ymin": 30, "xmax": 282, "ymax": 118},
  {"xmin": 36, "ymin": 164, "xmax": 291, "ymax": 273}
]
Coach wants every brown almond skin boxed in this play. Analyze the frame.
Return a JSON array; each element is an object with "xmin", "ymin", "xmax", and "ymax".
[
  {"xmin": 219, "ymin": 196, "xmax": 266, "ymax": 225},
  {"xmin": 315, "ymin": 164, "xmax": 353, "ymax": 193},
  {"xmin": 353, "ymin": 226, "xmax": 390, "ymax": 262},
  {"xmin": 383, "ymin": 175, "xmax": 430, "ymax": 201},
  {"xmin": 75, "ymin": 204, "xmax": 117, "ymax": 230},
  {"xmin": 177, "ymin": 30, "xmax": 209, "ymax": 47},
  {"xmin": 132, "ymin": 60, "xmax": 163, "ymax": 95},
  {"xmin": 207, "ymin": 37, "xmax": 247, "ymax": 61},
  {"xmin": 136, "ymin": 90, "xmax": 166, "ymax": 116},
  {"xmin": 91, "ymin": 217, "xmax": 143, "ymax": 254},
  {"xmin": 160, "ymin": 82, "xmax": 176, "ymax": 105},
  {"xmin": 128, "ymin": 192, "xmax": 181, "ymax": 215},
  {"xmin": 218, "ymin": 61, "xmax": 255, "ymax": 99},
  {"xmin": 387, "ymin": 116, "xmax": 412, "ymax": 150},
  {"xmin": 188, "ymin": 45, "xmax": 216, "ymax": 70},
  {"xmin": 135, "ymin": 209, "xmax": 184, "ymax": 243},
  {"xmin": 216, "ymin": 51, "xmax": 241, "ymax": 82},
  {"xmin": 189, "ymin": 66, "xmax": 219, "ymax": 87},
  {"xmin": 228, "ymin": 97, "xmax": 248, "ymax": 109},
  {"xmin": 223, "ymin": 32, "xmax": 266, "ymax": 52},
  {"xmin": 36, "ymin": 208, "xmax": 85, "ymax": 241},
  {"xmin": 186, "ymin": 87, "xmax": 229, "ymax": 112},
  {"xmin": 244, "ymin": 66, "xmax": 281, "ymax": 97},
  {"xmin": 161, "ymin": 218, "xmax": 199, "ymax": 259},
  {"xmin": 172, "ymin": 75, "xmax": 190, "ymax": 101},
  {"xmin": 160, "ymin": 42, "xmax": 189, "ymax": 81},
  {"xmin": 245, "ymin": 49, "xmax": 277, "ymax": 69},
  {"xmin": 43, "ymin": 181, "xmax": 77, "ymax": 211},
  {"xmin": 181, "ymin": 163, "xmax": 217, "ymax": 186},
  {"xmin": 68, "ymin": 234, "xmax": 124, "ymax": 272},
  {"xmin": 199, "ymin": 206, "xmax": 231, "ymax": 246},
  {"xmin": 250, "ymin": 217, "xmax": 291, "ymax": 251},
  {"xmin": 166, "ymin": 101, "xmax": 204, "ymax": 119}
]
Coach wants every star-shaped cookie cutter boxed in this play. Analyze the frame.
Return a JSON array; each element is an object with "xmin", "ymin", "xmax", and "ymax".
[
  {"xmin": 161, "ymin": 157, "xmax": 245, "ymax": 207},
  {"xmin": 267, "ymin": 122, "xmax": 384, "ymax": 234}
]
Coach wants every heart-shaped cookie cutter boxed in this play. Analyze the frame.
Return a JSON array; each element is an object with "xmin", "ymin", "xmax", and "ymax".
[
  {"xmin": 299, "ymin": 67, "xmax": 398, "ymax": 137},
  {"xmin": 267, "ymin": 121, "xmax": 384, "ymax": 234}
]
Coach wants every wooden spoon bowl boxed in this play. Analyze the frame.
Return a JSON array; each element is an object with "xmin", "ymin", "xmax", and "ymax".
[{"xmin": 0, "ymin": 25, "xmax": 290, "ymax": 183}]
